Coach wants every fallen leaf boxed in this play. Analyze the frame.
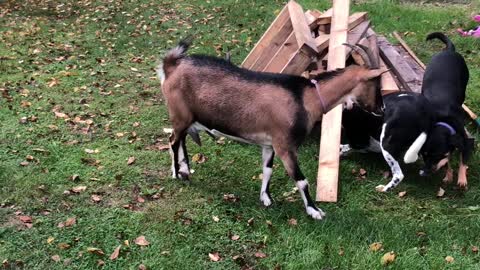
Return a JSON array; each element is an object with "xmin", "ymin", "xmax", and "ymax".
[
  {"xmin": 85, "ymin": 149, "xmax": 99, "ymax": 154},
  {"xmin": 467, "ymin": 206, "xmax": 480, "ymax": 211},
  {"xmin": 247, "ymin": 217, "xmax": 254, "ymax": 226},
  {"xmin": 134, "ymin": 236, "xmax": 150, "ymax": 246},
  {"xmin": 369, "ymin": 242, "xmax": 383, "ymax": 252},
  {"xmin": 208, "ymin": 252, "xmax": 221, "ymax": 262},
  {"xmin": 110, "ymin": 245, "xmax": 121, "ymax": 260},
  {"xmin": 212, "ymin": 216, "xmax": 220, "ymax": 222},
  {"xmin": 359, "ymin": 168, "xmax": 367, "ymax": 176},
  {"xmin": 127, "ymin": 156, "xmax": 136, "ymax": 165},
  {"xmin": 20, "ymin": 161, "xmax": 29, "ymax": 166},
  {"xmin": 58, "ymin": 243, "xmax": 71, "ymax": 250},
  {"xmin": 255, "ymin": 252, "xmax": 267, "ymax": 258},
  {"xmin": 437, "ymin": 187, "xmax": 445, "ymax": 197},
  {"xmin": 18, "ymin": 215, "xmax": 32, "ymax": 223},
  {"xmin": 398, "ymin": 191, "xmax": 407, "ymax": 198},
  {"xmin": 124, "ymin": 240, "xmax": 129, "ymax": 246},
  {"xmin": 138, "ymin": 264, "xmax": 147, "ymax": 270},
  {"xmin": 472, "ymin": 246, "xmax": 478, "ymax": 253},
  {"xmin": 70, "ymin": 174, "xmax": 80, "ymax": 181},
  {"xmin": 71, "ymin": 186, "xmax": 87, "ymax": 193},
  {"xmin": 137, "ymin": 196, "xmax": 145, "ymax": 203},
  {"xmin": 338, "ymin": 247, "xmax": 345, "ymax": 256},
  {"xmin": 47, "ymin": 236, "xmax": 55, "ymax": 244},
  {"xmin": 26, "ymin": 155, "xmax": 34, "ymax": 161},
  {"xmin": 381, "ymin": 251, "xmax": 396, "ymax": 265},
  {"xmin": 445, "ymin": 255, "xmax": 454, "ymax": 263},
  {"xmin": 231, "ymin": 235, "xmax": 240, "ymax": 241},
  {"xmin": 91, "ymin": 194, "xmax": 102, "ymax": 202},
  {"xmin": 97, "ymin": 260, "xmax": 105, "ymax": 266},
  {"xmin": 51, "ymin": 255, "xmax": 61, "ymax": 262},
  {"xmin": 192, "ymin": 153, "xmax": 206, "ymax": 164},
  {"xmin": 87, "ymin": 247, "xmax": 105, "ymax": 256},
  {"xmin": 65, "ymin": 217, "xmax": 76, "ymax": 227},
  {"xmin": 288, "ymin": 218, "xmax": 297, "ymax": 226}
]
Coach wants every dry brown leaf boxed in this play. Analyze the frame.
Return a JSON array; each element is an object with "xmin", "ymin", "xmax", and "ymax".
[
  {"xmin": 71, "ymin": 186, "xmax": 87, "ymax": 193},
  {"xmin": 288, "ymin": 218, "xmax": 298, "ymax": 226},
  {"xmin": 437, "ymin": 187, "xmax": 445, "ymax": 197},
  {"xmin": 65, "ymin": 217, "xmax": 76, "ymax": 227},
  {"xmin": 18, "ymin": 215, "xmax": 32, "ymax": 223},
  {"xmin": 58, "ymin": 243, "xmax": 71, "ymax": 250},
  {"xmin": 338, "ymin": 247, "xmax": 345, "ymax": 256},
  {"xmin": 91, "ymin": 194, "xmax": 102, "ymax": 202},
  {"xmin": 445, "ymin": 255, "xmax": 454, "ymax": 263},
  {"xmin": 231, "ymin": 235, "xmax": 240, "ymax": 241},
  {"xmin": 87, "ymin": 247, "xmax": 105, "ymax": 256},
  {"xmin": 54, "ymin": 111, "xmax": 68, "ymax": 118},
  {"xmin": 47, "ymin": 236, "xmax": 55, "ymax": 244},
  {"xmin": 398, "ymin": 191, "xmax": 407, "ymax": 198},
  {"xmin": 208, "ymin": 252, "xmax": 221, "ymax": 262},
  {"xmin": 134, "ymin": 236, "xmax": 150, "ymax": 246},
  {"xmin": 192, "ymin": 153, "xmax": 206, "ymax": 164},
  {"xmin": 109, "ymin": 245, "xmax": 121, "ymax": 260},
  {"xmin": 51, "ymin": 255, "xmax": 61, "ymax": 262},
  {"xmin": 472, "ymin": 246, "xmax": 479, "ymax": 253},
  {"xmin": 97, "ymin": 260, "xmax": 105, "ymax": 266},
  {"xmin": 20, "ymin": 161, "xmax": 29, "ymax": 166},
  {"xmin": 359, "ymin": 168, "xmax": 367, "ymax": 176},
  {"xmin": 369, "ymin": 242, "xmax": 383, "ymax": 252},
  {"xmin": 137, "ymin": 196, "xmax": 145, "ymax": 203},
  {"xmin": 138, "ymin": 264, "xmax": 147, "ymax": 270},
  {"xmin": 255, "ymin": 252, "xmax": 267, "ymax": 258},
  {"xmin": 70, "ymin": 174, "xmax": 80, "ymax": 181},
  {"xmin": 127, "ymin": 156, "xmax": 136, "ymax": 165},
  {"xmin": 381, "ymin": 251, "xmax": 396, "ymax": 265}
]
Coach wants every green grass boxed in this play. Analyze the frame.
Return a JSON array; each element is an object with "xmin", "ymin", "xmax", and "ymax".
[{"xmin": 1, "ymin": 0, "xmax": 480, "ymax": 269}]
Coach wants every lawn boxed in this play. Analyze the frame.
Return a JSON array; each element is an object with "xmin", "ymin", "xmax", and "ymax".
[{"xmin": 1, "ymin": 0, "xmax": 480, "ymax": 269}]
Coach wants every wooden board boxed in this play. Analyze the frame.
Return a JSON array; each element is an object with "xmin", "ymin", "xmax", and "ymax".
[
  {"xmin": 316, "ymin": 0, "xmax": 351, "ymax": 203},
  {"xmin": 393, "ymin": 31, "xmax": 426, "ymax": 69},
  {"xmin": 377, "ymin": 35, "xmax": 422, "ymax": 93},
  {"xmin": 288, "ymin": 0, "xmax": 318, "ymax": 53},
  {"xmin": 263, "ymin": 32, "xmax": 300, "ymax": 73}
]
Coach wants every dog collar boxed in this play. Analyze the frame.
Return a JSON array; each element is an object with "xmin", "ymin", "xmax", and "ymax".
[
  {"xmin": 436, "ymin": 122, "xmax": 456, "ymax": 135},
  {"xmin": 311, "ymin": 79, "xmax": 327, "ymax": 114}
]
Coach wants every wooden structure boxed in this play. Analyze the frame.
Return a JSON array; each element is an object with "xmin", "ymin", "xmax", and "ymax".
[{"xmin": 241, "ymin": 0, "xmax": 477, "ymax": 202}]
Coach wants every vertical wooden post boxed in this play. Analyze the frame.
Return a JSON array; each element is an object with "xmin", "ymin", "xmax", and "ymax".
[{"xmin": 316, "ymin": 0, "xmax": 350, "ymax": 202}]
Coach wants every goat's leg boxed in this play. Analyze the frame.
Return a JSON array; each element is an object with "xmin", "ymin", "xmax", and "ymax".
[
  {"xmin": 376, "ymin": 124, "xmax": 404, "ymax": 192},
  {"xmin": 169, "ymin": 130, "xmax": 190, "ymax": 180},
  {"xmin": 274, "ymin": 145, "xmax": 325, "ymax": 220},
  {"xmin": 259, "ymin": 146, "xmax": 275, "ymax": 207}
]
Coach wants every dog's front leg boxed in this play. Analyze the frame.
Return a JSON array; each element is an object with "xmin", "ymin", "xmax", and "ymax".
[
  {"xmin": 376, "ymin": 124, "xmax": 404, "ymax": 192},
  {"xmin": 457, "ymin": 155, "xmax": 468, "ymax": 188}
]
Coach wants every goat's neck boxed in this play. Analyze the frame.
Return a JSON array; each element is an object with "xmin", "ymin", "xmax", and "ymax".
[{"xmin": 305, "ymin": 71, "xmax": 361, "ymax": 121}]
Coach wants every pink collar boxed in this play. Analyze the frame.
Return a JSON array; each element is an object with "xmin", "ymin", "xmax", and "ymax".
[{"xmin": 311, "ymin": 79, "xmax": 326, "ymax": 113}]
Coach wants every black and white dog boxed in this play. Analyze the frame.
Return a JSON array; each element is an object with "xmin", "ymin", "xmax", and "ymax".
[{"xmin": 342, "ymin": 32, "xmax": 473, "ymax": 192}]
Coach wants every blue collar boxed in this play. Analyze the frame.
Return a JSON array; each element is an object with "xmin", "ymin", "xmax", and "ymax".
[{"xmin": 436, "ymin": 122, "xmax": 456, "ymax": 135}]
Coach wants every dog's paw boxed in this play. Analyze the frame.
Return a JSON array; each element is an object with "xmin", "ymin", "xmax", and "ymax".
[
  {"xmin": 306, "ymin": 206, "xmax": 325, "ymax": 220},
  {"xmin": 260, "ymin": 192, "xmax": 272, "ymax": 207},
  {"xmin": 375, "ymin": 185, "xmax": 387, "ymax": 192}
]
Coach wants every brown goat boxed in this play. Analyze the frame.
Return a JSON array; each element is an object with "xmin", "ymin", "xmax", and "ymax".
[{"xmin": 157, "ymin": 38, "xmax": 387, "ymax": 220}]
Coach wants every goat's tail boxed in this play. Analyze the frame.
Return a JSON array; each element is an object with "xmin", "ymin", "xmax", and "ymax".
[
  {"xmin": 426, "ymin": 32, "xmax": 455, "ymax": 52},
  {"xmin": 157, "ymin": 36, "xmax": 193, "ymax": 84}
]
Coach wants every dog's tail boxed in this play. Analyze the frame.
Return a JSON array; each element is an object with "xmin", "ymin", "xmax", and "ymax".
[
  {"xmin": 157, "ymin": 36, "xmax": 193, "ymax": 85},
  {"xmin": 426, "ymin": 32, "xmax": 455, "ymax": 52}
]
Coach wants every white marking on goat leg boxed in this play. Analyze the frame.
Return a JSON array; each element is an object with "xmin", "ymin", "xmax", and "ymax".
[
  {"xmin": 169, "ymin": 144, "xmax": 177, "ymax": 178},
  {"xmin": 176, "ymin": 140, "xmax": 190, "ymax": 179},
  {"xmin": 259, "ymin": 147, "xmax": 274, "ymax": 207},
  {"xmin": 377, "ymin": 124, "xmax": 404, "ymax": 192},
  {"xmin": 403, "ymin": 132, "xmax": 427, "ymax": 164},
  {"xmin": 296, "ymin": 179, "xmax": 325, "ymax": 220},
  {"xmin": 156, "ymin": 62, "xmax": 165, "ymax": 85}
]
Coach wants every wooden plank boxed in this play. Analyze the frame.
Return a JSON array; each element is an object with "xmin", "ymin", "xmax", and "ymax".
[
  {"xmin": 393, "ymin": 31, "xmax": 426, "ymax": 69},
  {"xmin": 318, "ymin": 11, "xmax": 366, "ymax": 35},
  {"xmin": 316, "ymin": 0, "xmax": 351, "ymax": 203},
  {"xmin": 287, "ymin": 0, "xmax": 318, "ymax": 53},
  {"xmin": 315, "ymin": 13, "xmax": 368, "ymax": 53},
  {"xmin": 380, "ymin": 57, "xmax": 400, "ymax": 93},
  {"xmin": 377, "ymin": 35, "xmax": 422, "ymax": 93},
  {"xmin": 317, "ymin": 8, "xmax": 333, "ymax": 25},
  {"xmin": 344, "ymin": 20, "xmax": 370, "ymax": 56},
  {"xmin": 281, "ymin": 44, "xmax": 316, "ymax": 75},
  {"xmin": 242, "ymin": 5, "xmax": 291, "ymax": 69},
  {"xmin": 262, "ymin": 32, "xmax": 299, "ymax": 73}
]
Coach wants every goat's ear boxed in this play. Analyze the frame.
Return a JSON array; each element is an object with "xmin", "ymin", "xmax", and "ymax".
[{"xmin": 364, "ymin": 67, "xmax": 389, "ymax": 80}]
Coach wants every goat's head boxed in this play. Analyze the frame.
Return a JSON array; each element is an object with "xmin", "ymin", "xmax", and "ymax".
[{"xmin": 343, "ymin": 43, "xmax": 388, "ymax": 115}]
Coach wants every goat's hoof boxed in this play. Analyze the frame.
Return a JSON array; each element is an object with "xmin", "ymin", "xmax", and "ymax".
[
  {"xmin": 375, "ymin": 185, "xmax": 387, "ymax": 192},
  {"xmin": 306, "ymin": 206, "xmax": 325, "ymax": 220},
  {"xmin": 177, "ymin": 171, "xmax": 190, "ymax": 181},
  {"xmin": 260, "ymin": 193, "xmax": 272, "ymax": 207}
]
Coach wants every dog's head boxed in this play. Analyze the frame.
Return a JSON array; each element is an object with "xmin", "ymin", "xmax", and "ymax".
[{"xmin": 419, "ymin": 122, "xmax": 472, "ymax": 176}]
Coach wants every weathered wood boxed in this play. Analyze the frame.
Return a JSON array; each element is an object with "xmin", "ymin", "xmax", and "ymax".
[
  {"xmin": 380, "ymin": 57, "xmax": 400, "ymax": 93},
  {"xmin": 344, "ymin": 20, "xmax": 370, "ymax": 56},
  {"xmin": 377, "ymin": 35, "xmax": 422, "ymax": 93},
  {"xmin": 263, "ymin": 32, "xmax": 300, "ymax": 73},
  {"xmin": 288, "ymin": 0, "xmax": 318, "ymax": 53},
  {"xmin": 281, "ymin": 44, "xmax": 317, "ymax": 75},
  {"xmin": 242, "ymin": 5, "xmax": 291, "ymax": 69},
  {"xmin": 317, "ymin": 8, "xmax": 333, "ymax": 25},
  {"xmin": 316, "ymin": 0, "xmax": 351, "ymax": 203},
  {"xmin": 393, "ymin": 31, "xmax": 426, "ymax": 69}
]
